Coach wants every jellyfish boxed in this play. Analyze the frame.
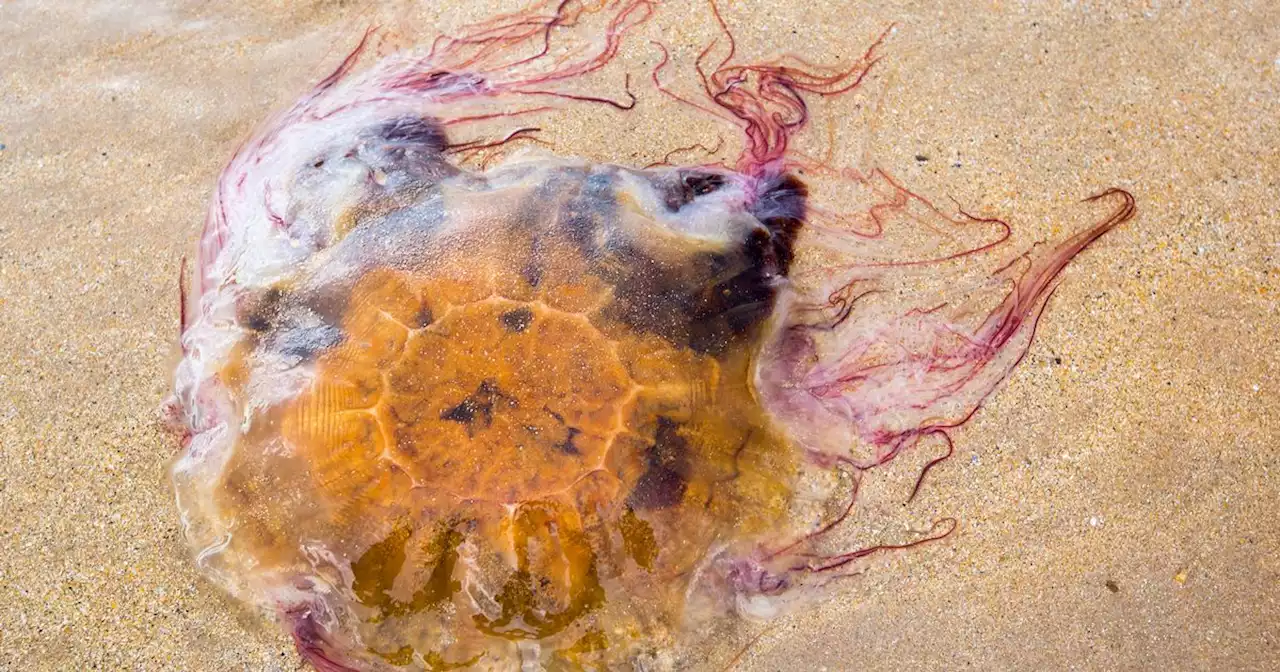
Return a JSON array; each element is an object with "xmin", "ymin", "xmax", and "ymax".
[{"xmin": 164, "ymin": 1, "xmax": 1135, "ymax": 669}]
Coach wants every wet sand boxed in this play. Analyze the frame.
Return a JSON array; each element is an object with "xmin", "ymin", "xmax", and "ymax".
[{"xmin": 1, "ymin": 1, "xmax": 1276, "ymax": 669}]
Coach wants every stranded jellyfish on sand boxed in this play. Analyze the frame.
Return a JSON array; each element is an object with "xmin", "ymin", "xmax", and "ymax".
[{"xmin": 165, "ymin": 1, "xmax": 1134, "ymax": 669}]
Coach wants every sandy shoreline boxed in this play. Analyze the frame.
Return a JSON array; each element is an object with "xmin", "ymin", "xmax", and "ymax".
[{"xmin": 1, "ymin": 0, "xmax": 1276, "ymax": 669}]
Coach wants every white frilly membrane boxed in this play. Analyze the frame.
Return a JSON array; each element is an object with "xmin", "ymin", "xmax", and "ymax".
[{"xmin": 163, "ymin": 0, "xmax": 1135, "ymax": 666}]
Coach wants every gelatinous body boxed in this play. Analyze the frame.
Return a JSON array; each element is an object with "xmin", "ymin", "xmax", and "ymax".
[
  {"xmin": 166, "ymin": 1, "xmax": 1134, "ymax": 670},
  {"xmin": 195, "ymin": 156, "xmax": 799, "ymax": 668}
]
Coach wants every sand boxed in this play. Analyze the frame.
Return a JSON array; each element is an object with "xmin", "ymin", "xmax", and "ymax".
[{"xmin": 0, "ymin": 0, "xmax": 1276, "ymax": 669}]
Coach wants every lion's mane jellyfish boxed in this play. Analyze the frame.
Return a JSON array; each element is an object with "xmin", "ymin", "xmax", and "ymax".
[{"xmin": 165, "ymin": 1, "xmax": 1135, "ymax": 669}]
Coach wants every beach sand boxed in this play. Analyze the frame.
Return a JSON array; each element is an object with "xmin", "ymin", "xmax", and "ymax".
[{"xmin": 0, "ymin": 0, "xmax": 1276, "ymax": 669}]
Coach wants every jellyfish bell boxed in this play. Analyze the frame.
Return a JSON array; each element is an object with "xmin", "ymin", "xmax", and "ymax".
[
  {"xmin": 174, "ymin": 121, "xmax": 811, "ymax": 669},
  {"xmin": 166, "ymin": 2, "xmax": 1133, "ymax": 670}
]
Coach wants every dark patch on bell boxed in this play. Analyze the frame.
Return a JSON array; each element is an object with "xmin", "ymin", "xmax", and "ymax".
[
  {"xmin": 374, "ymin": 116, "xmax": 448, "ymax": 154},
  {"xmin": 597, "ymin": 244, "xmax": 697, "ymax": 346},
  {"xmin": 662, "ymin": 170, "xmax": 726, "ymax": 211},
  {"xmin": 441, "ymin": 380, "xmax": 515, "ymax": 435},
  {"xmin": 271, "ymin": 323, "xmax": 344, "ymax": 360},
  {"xmin": 752, "ymin": 174, "xmax": 807, "ymax": 274},
  {"xmin": 592, "ymin": 172, "xmax": 807, "ymax": 355},
  {"xmin": 355, "ymin": 115, "xmax": 461, "ymax": 189},
  {"xmin": 247, "ymin": 288, "xmax": 346, "ymax": 363},
  {"xmin": 751, "ymin": 174, "xmax": 807, "ymax": 223},
  {"xmin": 558, "ymin": 169, "xmax": 614, "ymax": 249},
  {"xmin": 555, "ymin": 427, "xmax": 583, "ymax": 456},
  {"xmin": 239, "ymin": 287, "xmax": 285, "ymax": 332},
  {"xmin": 413, "ymin": 305, "xmax": 434, "ymax": 328},
  {"xmin": 686, "ymin": 174, "xmax": 807, "ymax": 353},
  {"xmin": 628, "ymin": 417, "xmax": 690, "ymax": 510},
  {"xmin": 686, "ymin": 230, "xmax": 779, "ymax": 354},
  {"xmin": 541, "ymin": 407, "xmax": 580, "ymax": 455},
  {"xmin": 499, "ymin": 307, "xmax": 534, "ymax": 333},
  {"xmin": 599, "ymin": 240, "xmax": 776, "ymax": 356},
  {"xmin": 299, "ymin": 286, "xmax": 352, "ymax": 327}
]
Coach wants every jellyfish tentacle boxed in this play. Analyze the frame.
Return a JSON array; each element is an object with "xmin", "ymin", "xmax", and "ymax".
[
  {"xmin": 908, "ymin": 429, "xmax": 955, "ymax": 503},
  {"xmin": 758, "ymin": 187, "xmax": 1135, "ymax": 464}
]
